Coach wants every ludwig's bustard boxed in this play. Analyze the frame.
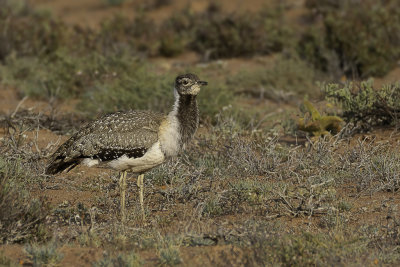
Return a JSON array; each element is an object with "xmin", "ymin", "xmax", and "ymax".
[{"xmin": 46, "ymin": 73, "xmax": 207, "ymax": 222}]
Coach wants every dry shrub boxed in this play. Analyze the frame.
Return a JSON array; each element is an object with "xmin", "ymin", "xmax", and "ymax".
[
  {"xmin": 0, "ymin": 157, "xmax": 49, "ymax": 244},
  {"xmin": 300, "ymin": 0, "xmax": 400, "ymax": 78}
]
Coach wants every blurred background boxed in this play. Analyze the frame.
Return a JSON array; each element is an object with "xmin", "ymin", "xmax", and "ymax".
[{"xmin": 1, "ymin": 0, "xmax": 399, "ymax": 131}]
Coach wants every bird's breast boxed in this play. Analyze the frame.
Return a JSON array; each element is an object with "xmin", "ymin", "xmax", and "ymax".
[{"xmin": 158, "ymin": 115, "xmax": 182, "ymax": 157}]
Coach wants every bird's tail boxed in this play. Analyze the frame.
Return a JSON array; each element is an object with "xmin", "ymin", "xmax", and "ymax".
[{"xmin": 46, "ymin": 156, "xmax": 79, "ymax": 175}]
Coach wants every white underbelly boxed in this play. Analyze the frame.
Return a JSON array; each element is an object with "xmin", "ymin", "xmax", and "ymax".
[{"xmin": 107, "ymin": 141, "xmax": 165, "ymax": 172}]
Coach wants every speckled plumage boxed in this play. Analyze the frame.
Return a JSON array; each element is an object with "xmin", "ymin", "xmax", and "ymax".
[
  {"xmin": 46, "ymin": 73, "xmax": 208, "ymax": 176},
  {"xmin": 46, "ymin": 110, "xmax": 164, "ymax": 174}
]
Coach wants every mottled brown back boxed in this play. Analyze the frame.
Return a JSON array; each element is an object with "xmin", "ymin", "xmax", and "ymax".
[{"xmin": 46, "ymin": 110, "xmax": 165, "ymax": 174}]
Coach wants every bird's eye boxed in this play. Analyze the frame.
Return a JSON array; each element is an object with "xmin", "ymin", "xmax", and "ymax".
[{"xmin": 182, "ymin": 80, "xmax": 189, "ymax": 85}]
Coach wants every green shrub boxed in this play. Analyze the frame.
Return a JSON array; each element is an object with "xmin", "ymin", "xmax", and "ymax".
[
  {"xmin": 202, "ymin": 195, "xmax": 224, "ymax": 217},
  {"xmin": 157, "ymin": 237, "xmax": 182, "ymax": 266},
  {"xmin": 81, "ymin": 67, "xmax": 233, "ymax": 120},
  {"xmin": 0, "ymin": 51, "xmax": 130, "ymax": 99},
  {"xmin": 300, "ymin": 0, "xmax": 400, "ymax": 78},
  {"xmin": 192, "ymin": 5, "xmax": 291, "ymax": 59},
  {"xmin": 297, "ymin": 25, "xmax": 341, "ymax": 78},
  {"xmin": 0, "ymin": 1, "xmax": 70, "ymax": 61},
  {"xmin": 156, "ymin": 7, "xmax": 194, "ymax": 57},
  {"xmin": 268, "ymin": 232, "xmax": 368, "ymax": 266},
  {"xmin": 94, "ymin": 252, "xmax": 143, "ymax": 267},
  {"xmin": 1, "ymin": 52, "xmax": 232, "ymax": 120},
  {"xmin": 0, "ymin": 157, "xmax": 49, "ymax": 244},
  {"xmin": 79, "ymin": 64, "xmax": 173, "ymax": 116},
  {"xmin": 0, "ymin": 252, "xmax": 18, "ymax": 267},
  {"xmin": 228, "ymin": 56, "xmax": 318, "ymax": 101},
  {"xmin": 0, "ymin": 1, "xmax": 295, "ymax": 62},
  {"xmin": 94, "ymin": 14, "xmax": 157, "ymax": 55},
  {"xmin": 323, "ymin": 80, "xmax": 400, "ymax": 130},
  {"xmin": 24, "ymin": 242, "xmax": 63, "ymax": 267}
]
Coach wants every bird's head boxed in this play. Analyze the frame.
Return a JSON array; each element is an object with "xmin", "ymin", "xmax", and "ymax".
[{"xmin": 175, "ymin": 73, "xmax": 207, "ymax": 96}]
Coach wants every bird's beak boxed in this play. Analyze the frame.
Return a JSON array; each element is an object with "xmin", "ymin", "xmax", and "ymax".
[{"xmin": 197, "ymin": 81, "xmax": 208, "ymax": 86}]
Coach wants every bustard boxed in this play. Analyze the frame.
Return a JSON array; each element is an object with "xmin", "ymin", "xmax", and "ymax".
[{"xmin": 46, "ymin": 73, "xmax": 207, "ymax": 221}]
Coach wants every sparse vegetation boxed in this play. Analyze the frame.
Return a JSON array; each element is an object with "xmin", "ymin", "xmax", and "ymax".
[
  {"xmin": 191, "ymin": 4, "xmax": 291, "ymax": 59},
  {"xmin": 0, "ymin": 156, "xmax": 49, "ymax": 244},
  {"xmin": 300, "ymin": 0, "xmax": 400, "ymax": 78},
  {"xmin": 228, "ymin": 56, "xmax": 318, "ymax": 101},
  {"xmin": 103, "ymin": 0, "xmax": 129, "ymax": 6},
  {"xmin": 157, "ymin": 237, "xmax": 182, "ymax": 266},
  {"xmin": 24, "ymin": 242, "xmax": 63, "ymax": 267},
  {"xmin": 0, "ymin": 252, "xmax": 18, "ymax": 267},
  {"xmin": 324, "ymin": 80, "xmax": 400, "ymax": 131},
  {"xmin": 94, "ymin": 252, "xmax": 143, "ymax": 267},
  {"xmin": 1, "ymin": 0, "xmax": 400, "ymax": 266}
]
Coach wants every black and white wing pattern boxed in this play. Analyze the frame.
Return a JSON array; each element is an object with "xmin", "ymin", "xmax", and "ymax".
[{"xmin": 46, "ymin": 110, "xmax": 164, "ymax": 174}]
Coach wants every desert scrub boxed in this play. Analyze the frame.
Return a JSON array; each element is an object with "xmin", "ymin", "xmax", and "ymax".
[
  {"xmin": 24, "ymin": 242, "xmax": 63, "ymax": 267},
  {"xmin": 192, "ymin": 4, "xmax": 291, "ymax": 59},
  {"xmin": 0, "ymin": 0, "xmax": 71, "ymax": 61},
  {"xmin": 94, "ymin": 251, "xmax": 143, "ymax": 267},
  {"xmin": 79, "ymin": 61, "xmax": 173, "ymax": 116},
  {"xmin": 157, "ymin": 236, "xmax": 182, "ymax": 266},
  {"xmin": 82, "ymin": 68, "xmax": 233, "ymax": 120},
  {"xmin": 266, "ymin": 231, "xmax": 369, "ymax": 266},
  {"xmin": 300, "ymin": 0, "xmax": 400, "ymax": 78},
  {"xmin": 0, "ymin": 51, "xmax": 143, "ymax": 100},
  {"xmin": 93, "ymin": 13, "xmax": 159, "ymax": 56},
  {"xmin": 342, "ymin": 140, "xmax": 400, "ymax": 193},
  {"xmin": 0, "ymin": 1, "xmax": 290, "ymax": 62},
  {"xmin": 102, "ymin": 0, "xmax": 129, "ymax": 6},
  {"xmin": 323, "ymin": 80, "xmax": 400, "ymax": 130},
  {"xmin": 0, "ymin": 157, "xmax": 49, "ymax": 243},
  {"xmin": 156, "ymin": 7, "xmax": 195, "ymax": 57},
  {"xmin": 228, "ymin": 56, "xmax": 318, "ymax": 101},
  {"xmin": 297, "ymin": 25, "xmax": 341, "ymax": 78},
  {"xmin": 0, "ymin": 252, "xmax": 19, "ymax": 267},
  {"xmin": 93, "ymin": 2, "xmax": 293, "ymax": 59},
  {"xmin": 1, "ymin": 51, "xmax": 233, "ymax": 120}
]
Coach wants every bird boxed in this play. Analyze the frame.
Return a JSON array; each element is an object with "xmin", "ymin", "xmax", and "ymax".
[{"xmin": 46, "ymin": 73, "xmax": 208, "ymax": 222}]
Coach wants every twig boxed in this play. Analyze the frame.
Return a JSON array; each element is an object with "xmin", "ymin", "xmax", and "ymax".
[{"xmin": 11, "ymin": 96, "xmax": 28, "ymax": 118}]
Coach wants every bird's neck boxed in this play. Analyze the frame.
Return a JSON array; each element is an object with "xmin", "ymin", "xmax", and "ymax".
[{"xmin": 171, "ymin": 91, "xmax": 199, "ymax": 146}]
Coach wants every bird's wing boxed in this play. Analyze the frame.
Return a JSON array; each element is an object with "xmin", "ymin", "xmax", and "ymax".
[{"xmin": 46, "ymin": 111, "xmax": 164, "ymax": 174}]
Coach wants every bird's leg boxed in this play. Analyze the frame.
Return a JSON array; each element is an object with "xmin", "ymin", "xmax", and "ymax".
[
  {"xmin": 137, "ymin": 174, "xmax": 145, "ymax": 221},
  {"xmin": 119, "ymin": 171, "xmax": 127, "ymax": 222}
]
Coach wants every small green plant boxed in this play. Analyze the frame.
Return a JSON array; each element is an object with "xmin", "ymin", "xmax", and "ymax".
[
  {"xmin": 94, "ymin": 252, "xmax": 143, "ymax": 267},
  {"xmin": 202, "ymin": 195, "xmax": 223, "ymax": 217},
  {"xmin": 323, "ymin": 80, "xmax": 400, "ymax": 130},
  {"xmin": 24, "ymin": 242, "xmax": 63, "ymax": 267},
  {"xmin": 298, "ymin": 100, "xmax": 343, "ymax": 136},
  {"xmin": 157, "ymin": 237, "xmax": 182, "ymax": 266},
  {"xmin": 268, "ymin": 231, "xmax": 368, "ymax": 266},
  {"xmin": 0, "ymin": 252, "xmax": 18, "ymax": 267}
]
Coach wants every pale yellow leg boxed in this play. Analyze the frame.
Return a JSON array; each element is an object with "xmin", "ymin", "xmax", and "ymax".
[
  {"xmin": 137, "ymin": 174, "xmax": 145, "ymax": 221},
  {"xmin": 119, "ymin": 171, "xmax": 127, "ymax": 222}
]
